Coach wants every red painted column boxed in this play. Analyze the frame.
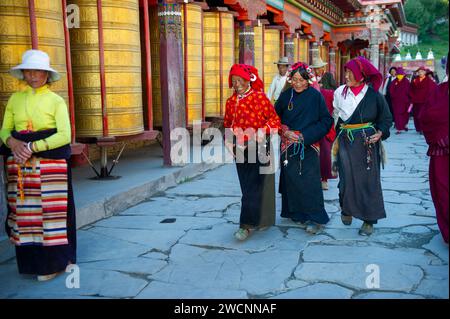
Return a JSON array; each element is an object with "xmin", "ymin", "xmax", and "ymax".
[
  {"xmin": 61, "ymin": 0, "xmax": 76, "ymax": 143},
  {"xmin": 28, "ymin": 0, "xmax": 38, "ymax": 49},
  {"xmin": 238, "ymin": 20, "xmax": 255, "ymax": 66},
  {"xmin": 142, "ymin": 0, "xmax": 154, "ymax": 130},
  {"xmin": 183, "ymin": 3, "xmax": 189, "ymax": 126},
  {"xmin": 158, "ymin": 0, "xmax": 186, "ymax": 166},
  {"xmin": 97, "ymin": 0, "xmax": 108, "ymax": 137}
]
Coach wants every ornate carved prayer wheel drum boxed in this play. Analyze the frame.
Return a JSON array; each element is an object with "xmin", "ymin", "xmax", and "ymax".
[
  {"xmin": 203, "ymin": 11, "xmax": 234, "ymax": 118},
  {"xmin": 149, "ymin": 4, "xmax": 162, "ymax": 128},
  {"xmin": 0, "ymin": 0, "xmax": 68, "ymax": 127},
  {"xmin": 254, "ymin": 25, "xmax": 264, "ymax": 78},
  {"xmin": 69, "ymin": 0, "xmax": 144, "ymax": 137},
  {"xmin": 263, "ymin": 29, "xmax": 281, "ymax": 93},
  {"xmin": 181, "ymin": 3, "xmax": 203, "ymax": 126}
]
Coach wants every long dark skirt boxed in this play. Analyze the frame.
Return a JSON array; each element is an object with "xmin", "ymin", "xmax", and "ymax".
[
  {"xmin": 337, "ymin": 129, "xmax": 386, "ymax": 223},
  {"xmin": 235, "ymin": 145, "xmax": 275, "ymax": 228},
  {"xmin": 319, "ymin": 137, "xmax": 335, "ymax": 181},
  {"xmin": 5, "ymin": 160, "xmax": 77, "ymax": 276},
  {"xmin": 413, "ymin": 103, "xmax": 426, "ymax": 132},
  {"xmin": 429, "ymin": 155, "xmax": 449, "ymax": 243},
  {"xmin": 279, "ymin": 145, "xmax": 329, "ymax": 225}
]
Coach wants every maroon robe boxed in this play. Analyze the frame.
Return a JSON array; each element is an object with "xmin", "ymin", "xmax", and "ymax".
[
  {"xmin": 409, "ymin": 76, "xmax": 437, "ymax": 132},
  {"xmin": 419, "ymin": 81, "xmax": 449, "ymax": 243},
  {"xmin": 319, "ymin": 88, "xmax": 336, "ymax": 181},
  {"xmin": 389, "ymin": 77, "xmax": 411, "ymax": 131}
]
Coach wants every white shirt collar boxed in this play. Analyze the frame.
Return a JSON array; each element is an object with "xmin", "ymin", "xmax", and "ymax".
[{"xmin": 333, "ymin": 84, "xmax": 369, "ymax": 122}]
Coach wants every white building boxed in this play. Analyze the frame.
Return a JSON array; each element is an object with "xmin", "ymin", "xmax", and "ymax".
[{"xmin": 399, "ymin": 22, "xmax": 419, "ymax": 47}]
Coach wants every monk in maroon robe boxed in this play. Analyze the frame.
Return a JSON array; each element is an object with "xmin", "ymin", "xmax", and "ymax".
[
  {"xmin": 409, "ymin": 66, "xmax": 437, "ymax": 133},
  {"xmin": 419, "ymin": 60, "xmax": 449, "ymax": 244},
  {"xmin": 389, "ymin": 67, "xmax": 410, "ymax": 134},
  {"xmin": 319, "ymin": 88, "xmax": 336, "ymax": 190}
]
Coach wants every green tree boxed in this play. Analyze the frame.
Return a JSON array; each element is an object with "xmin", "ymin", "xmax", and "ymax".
[{"xmin": 405, "ymin": 0, "xmax": 449, "ymax": 37}]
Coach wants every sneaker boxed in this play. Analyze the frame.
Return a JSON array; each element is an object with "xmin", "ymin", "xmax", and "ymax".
[
  {"xmin": 395, "ymin": 131, "xmax": 401, "ymax": 135},
  {"xmin": 37, "ymin": 273, "xmax": 58, "ymax": 282},
  {"xmin": 341, "ymin": 214, "xmax": 352, "ymax": 226},
  {"xmin": 234, "ymin": 228, "xmax": 250, "ymax": 241},
  {"xmin": 321, "ymin": 181, "xmax": 329, "ymax": 190},
  {"xmin": 305, "ymin": 222, "xmax": 323, "ymax": 235},
  {"xmin": 358, "ymin": 222, "xmax": 374, "ymax": 236}
]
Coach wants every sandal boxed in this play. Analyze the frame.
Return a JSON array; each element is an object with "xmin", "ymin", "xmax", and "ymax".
[
  {"xmin": 37, "ymin": 273, "xmax": 59, "ymax": 282},
  {"xmin": 234, "ymin": 228, "xmax": 250, "ymax": 241},
  {"xmin": 305, "ymin": 222, "xmax": 323, "ymax": 235}
]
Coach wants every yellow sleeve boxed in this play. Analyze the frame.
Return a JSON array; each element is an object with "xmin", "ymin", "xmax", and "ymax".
[
  {"xmin": 0, "ymin": 95, "xmax": 15, "ymax": 145},
  {"xmin": 33, "ymin": 97, "xmax": 71, "ymax": 151}
]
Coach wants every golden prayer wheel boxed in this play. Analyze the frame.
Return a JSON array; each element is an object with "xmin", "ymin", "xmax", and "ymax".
[
  {"xmin": 234, "ymin": 24, "xmax": 239, "ymax": 65},
  {"xmin": 263, "ymin": 28, "xmax": 280, "ymax": 93},
  {"xmin": 0, "ymin": 0, "xmax": 68, "ymax": 127},
  {"xmin": 149, "ymin": 5, "xmax": 162, "ymax": 128},
  {"xmin": 294, "ymin": 37, "xmax": 299, "ymax": 62},
  {"xmin": 69, "ymin": 0, "xmax": 144, "ymax": 137},
  {"xmin": 319, "ymin": 45, "xmax": 329, "ymax": 71},
  {"xmin": 298, "ymin": 39, "xmax": 308, "ymax": 63},
  {"xmin": 254, "ymin": 25, "xmax": 264, "ymax": 77},
  {"xmin": 203, "ymin": 11, "xmax": 234, "ymax": 118},
  {"xmin": 181, "ymin": 3, "xmax": 203, "ymax": 126}
]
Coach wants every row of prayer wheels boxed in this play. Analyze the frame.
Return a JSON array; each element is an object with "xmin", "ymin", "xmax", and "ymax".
[{"xmin": 0, "ymin": 1, "xmax": 314, "ymax": 137}]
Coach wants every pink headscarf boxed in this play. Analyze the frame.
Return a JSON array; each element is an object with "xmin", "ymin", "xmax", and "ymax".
[{"xmin": 344, "ymin": 56, "xmax": 383, "ymax": 91}]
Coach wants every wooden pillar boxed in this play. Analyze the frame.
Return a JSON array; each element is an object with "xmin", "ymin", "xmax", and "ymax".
[
  {"xmin": 238, "ymin": 20, "xmax": 255, "ymax": 66},
  {"xmin": 284, "ymin": 33, "xmax": 295, "ymax": 63},
  {"xmin": 158, "ymin": 0, "xmax": 185, "ymax": 166},
  {"xmin": 28, "ymin": 0, "xmax": 38, "ymax": 49}
]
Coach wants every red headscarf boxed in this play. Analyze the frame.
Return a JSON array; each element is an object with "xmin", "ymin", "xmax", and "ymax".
[
  {"xmin": 287, "ymin": 61, "xmax": 320, "ymax": 91},
  {"xmin": 396, "ymin": 67, "xmax": 406, "ymax": 75},
  {"xmin": 228, "ymin": 64, "xmax": 264, "ymax": 92},
  {"xmin": 344, "ymin": 56, "xmax": 383, "ymax": 91}
]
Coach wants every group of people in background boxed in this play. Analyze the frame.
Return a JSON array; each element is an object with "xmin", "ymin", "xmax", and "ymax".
[{"xmin": 381, "ymin": 65, "xmax": 442, "ymax": 135}]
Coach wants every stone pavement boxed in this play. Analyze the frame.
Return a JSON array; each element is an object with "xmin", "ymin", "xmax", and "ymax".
[{"xmin": 0, "ymin": 121, "xmax": 448, "ymax": 299}]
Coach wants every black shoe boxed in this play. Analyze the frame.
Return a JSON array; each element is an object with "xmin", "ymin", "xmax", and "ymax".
[
  {"xmin": 341, "ymin": 214, "xmax": 352, "ymax": 226},
  {"xmin": 358, "ymin": 222, "xmax": 374, "ymax": 236}
]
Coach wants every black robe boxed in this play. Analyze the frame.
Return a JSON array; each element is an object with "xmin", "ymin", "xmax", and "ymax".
[
  {"xmin": 275, "ymin": 87, "xmax": 333, "ymax": 224},
  {"xmin": 335, "ymin": 86, "xmax": 392, "ymax": 223}
]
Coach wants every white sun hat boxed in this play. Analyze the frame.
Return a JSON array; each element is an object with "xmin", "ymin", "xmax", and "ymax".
[{"xmin": 10, "ymin": 49, "xmax": 61, "ymax": 82}]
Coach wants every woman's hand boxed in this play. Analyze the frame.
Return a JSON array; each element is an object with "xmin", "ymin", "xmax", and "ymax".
[
  {"xmin": 369, "ymin": 130, "xmax": 383, "ymax": 144},
  {"xmin": 224, "ymin": 141, "xmax": 235, "ymax": 158},
  {"xmin": 284, "ymin": 130, "xmax": 302, "ymax": 142},
  {"xmin": 7, "ymin": 137, "xmax": 32, "ymax": 164}
]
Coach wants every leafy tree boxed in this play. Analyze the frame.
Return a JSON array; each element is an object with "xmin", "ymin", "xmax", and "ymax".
[{"xmin": 405, "ymin": 0, "xmax": 449, "ymax": 37}]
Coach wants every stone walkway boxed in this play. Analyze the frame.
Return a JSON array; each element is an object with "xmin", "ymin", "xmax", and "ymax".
[{"xmin": 0, "ymin": 122, "xmax": 448, "ymax": 299}]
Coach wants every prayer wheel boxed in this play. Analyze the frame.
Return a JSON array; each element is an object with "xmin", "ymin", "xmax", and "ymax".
[
  {"xmin": 294, "ymin": 37, "xmax": 299, "ymax": 62},
  {"xmin": 149, "ymin": 5, "xmax": 162, "ymax": 128},
  {"xmin": 69, "ymin": 0, "xmax": 144, "ymax": 137},
  {"xmin": 181, "ymin": 3, "xmax": 203, "ymax": 126},
  {"xmin": 298, "ymin": 38, "xmax": 308, "ymax": 63},
  {"xmin": 263, "ymin": 28, "xmax": 280, "ymax": 93},
  {"xmin": 319, "ymin": 45, "xmax": 329, "ymax": 71},
  {"xmin": 234, "ymin": 24, "xmax": 239, "ymax": 64},
  {"xmin": 0, "ymin": 0, "xmax": 68, "ymax": 127},
  {"xmin": 254, "ymin": 25, "xmax": 264, "ymax": 78},
  {"xmin": 203, "ymin": 11, "xmax": 234, "ymax": 118}
]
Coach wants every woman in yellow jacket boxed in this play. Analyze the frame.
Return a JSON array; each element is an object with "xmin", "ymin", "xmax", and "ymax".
[{"xmin": 0, "ymin": 50, "xmax": 76, "ymax": 281}]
